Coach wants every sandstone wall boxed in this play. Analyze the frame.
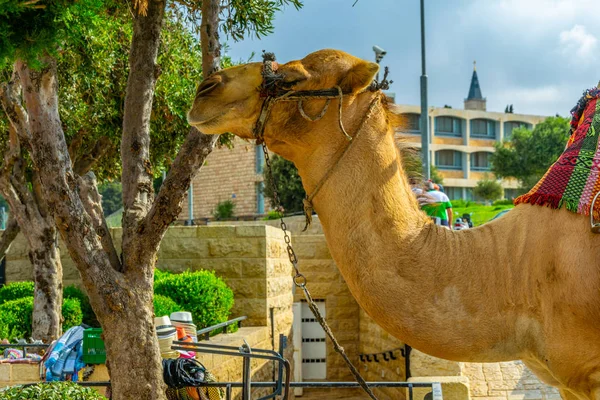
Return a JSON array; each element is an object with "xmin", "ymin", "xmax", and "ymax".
[{"xmin": 359, "ymin": 308, "xmax": 406, "ymax": 400}]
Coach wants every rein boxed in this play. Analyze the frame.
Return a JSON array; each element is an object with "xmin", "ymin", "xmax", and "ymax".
[{"xmin": 254, "ymin": 52, "xmax": 390, "ymax": 400}]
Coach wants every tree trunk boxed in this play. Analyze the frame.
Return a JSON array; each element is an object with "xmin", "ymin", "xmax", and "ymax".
[
  {"xmin": 99, "ymin": 271, "xmax": 163, "ymax": 399},
  {"xmin": 30, "ymin": 229, "xmax": 63, "ymax": 341}
]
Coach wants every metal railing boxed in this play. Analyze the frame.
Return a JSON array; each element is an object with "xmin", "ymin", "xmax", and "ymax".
[{"xmin": 196, "ymin": 316, "xmax": 247, "ymax": 341}]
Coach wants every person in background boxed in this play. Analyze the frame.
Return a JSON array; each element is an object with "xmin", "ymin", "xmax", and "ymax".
[{"xmin": 421, "ymin": 181, "xmax": 453, "ymax": 229}]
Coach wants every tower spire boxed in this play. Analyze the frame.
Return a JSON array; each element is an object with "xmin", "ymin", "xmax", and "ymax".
[{"xmin": 465, "ymin": 61, "xmax": 486, "ymax": 111}]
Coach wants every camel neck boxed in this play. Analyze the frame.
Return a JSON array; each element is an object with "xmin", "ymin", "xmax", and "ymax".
[{"xmin": 293, "ymin": 105, "xmax": 525, "ymax": 361}]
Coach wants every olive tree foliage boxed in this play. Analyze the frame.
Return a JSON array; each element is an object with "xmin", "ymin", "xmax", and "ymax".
[
  {"xmin": 1, "ymin": 0, "xmax": 302, "ymax": 397},
  {"xmin": 0, "ymin": 2, "xmax": 215, "ymax": 342}
]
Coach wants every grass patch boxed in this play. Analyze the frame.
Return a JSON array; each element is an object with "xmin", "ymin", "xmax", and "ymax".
[{"xmin": 453, "ymin": 203, "xmax": 514, "ymax": 227}]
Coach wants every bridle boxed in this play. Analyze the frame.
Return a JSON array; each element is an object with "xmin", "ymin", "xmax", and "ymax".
[{"xmin": 253, "ymin": 52, "xmax": 391, "ymax": 230}]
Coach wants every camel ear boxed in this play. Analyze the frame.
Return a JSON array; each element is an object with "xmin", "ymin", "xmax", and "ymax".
[
  {"xmin": 280, "ymin": 63, "xmax": 310, "ymax": 85},
  {"xmin": 339, "ymin": 61, "xmax": 379, "ymax": 93}
]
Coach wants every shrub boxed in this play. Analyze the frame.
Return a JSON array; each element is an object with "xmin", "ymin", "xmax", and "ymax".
[
  {"xmin": 0, "ymin": 297, "xmax": 83, "ymax": 338},
  {"xmin": 64, "ymin": 285, "xmax": 98, "ymax": 327},
  {"xmin": 492, "ymin": 199, "xmax": 514, "ymax": 206},
  {"xmin": 0, "ymin": 297, "xmax": 33, "ymax": 337},
  {"xmin": 154, "ymin": 270, "xmax": 234, "ymax": 329},
  {"xmin": 154, "ymin": 268, "xmax": 172, "ymax": 283},
  {"xmin": 0, "ymin": 381, "xmax": 105, "ymax": 399},
  {"xmin": 213, "ymin": 200, "xmax": 236, "ymax": 219},
  {"xmin": 0, "ymin": 322, "xmax": 25, "ymax": 342},
  {"xmin": 62, "ymin": 298, "xmax": 83, "ymax": 331},
  {"xmin": 0, "ymin": 281, "xmax": 34, "ymax": 305},
  {"xmin": 153, "ymin": 294, "xmax": 180, "ymax": 318},
  {"xmin": 263, "ymin": 210, "xmax": 283, "ymax": 220}
]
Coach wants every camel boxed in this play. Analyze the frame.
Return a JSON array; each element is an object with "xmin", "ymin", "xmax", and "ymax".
[{"xmin": 187, "ymin": 49, "xmax": 600, "ymax": 399}]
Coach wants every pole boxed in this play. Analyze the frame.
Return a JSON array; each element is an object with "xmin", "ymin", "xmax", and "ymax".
[
  {"xmin": 420, "ymin": 0, "xmax": 430, "ymax": 180},
  {"xmin": 186, "ymin": 184, "xmax": 194, "ymax": 226}
]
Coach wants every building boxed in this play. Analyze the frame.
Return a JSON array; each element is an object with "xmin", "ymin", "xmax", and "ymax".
[
  {"xmin": 181, "ymin": 63, "xmax": 547, "ymax": 221},
  {"xmin": 396, "ymin": 62, "xmax": 546, "ymax": 200}
]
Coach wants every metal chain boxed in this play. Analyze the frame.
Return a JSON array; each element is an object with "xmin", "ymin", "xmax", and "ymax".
[{"xmin": 262, "ymin": 143, "xmax": 380, "ymax": 400}]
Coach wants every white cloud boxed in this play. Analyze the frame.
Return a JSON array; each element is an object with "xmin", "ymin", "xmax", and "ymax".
[
  {"xmin": 490, "ymin": 85, "xmax": 563, "ymax": 116},
  {"xmin": 559, "ymin": 25, "xmax": 598, "ymax": 60}
]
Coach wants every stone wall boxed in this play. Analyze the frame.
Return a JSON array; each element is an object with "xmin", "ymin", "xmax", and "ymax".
[
  {"xmin": 359, "ymin": 309, "xmax": 406, "ymax": 400},
  {"xmin": 462, "ymin": 362, "xmax": 560, "ymax": 400},
  {"xmin": 4, "ymin": 225, "xmax": 294, "ymax": 398}
]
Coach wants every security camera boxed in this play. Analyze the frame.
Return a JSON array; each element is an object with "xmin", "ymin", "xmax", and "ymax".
[{"xmin": 372, "ymin": 45, "xmax": 387, "ymax": 57}]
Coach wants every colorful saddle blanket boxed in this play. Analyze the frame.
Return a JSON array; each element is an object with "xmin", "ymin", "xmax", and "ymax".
[{"xmin": 515, "ymin": 87, "xmax": 600, "ymax": 219}]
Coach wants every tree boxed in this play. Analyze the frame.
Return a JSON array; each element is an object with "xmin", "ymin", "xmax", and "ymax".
[
  {"xmin": 0, "ymin": 3, "xmax": 208, "ymax": 342},
  {"xmin": 263, "ymin": 154, "xmax": 306, "ymax": 214},
  {"xmin": 491, "ymin": 116, "xmax": 570, "ymax": 190},
  {"xmin": 473, "ymin": 174, "xmax": 503, "ymax": 203},
  {"xmin": 1, "ymin": 0, "xmax": 301, "ymax": 398}
]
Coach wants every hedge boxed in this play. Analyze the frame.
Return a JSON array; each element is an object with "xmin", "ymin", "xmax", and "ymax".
[
  {"xmin": 0, "ymin": 297, "xmax": 82, "ymax": 339},
  {"xmin": 153, "ymin": 294, "xmax": 181, "ymax": 318},
  {"xmin": 0, "ymin": 381, "xmax": 105, "ymax": 399},
  {"xmin": 0, "ymin": 281, "xmax": 34, "ymax": 305},
  {"xmin": 154, "ymin": 270, "xmax": 234, "ymax": 329}
]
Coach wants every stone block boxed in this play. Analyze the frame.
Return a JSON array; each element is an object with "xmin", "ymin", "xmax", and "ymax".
[
  {"xmin": 195, "ymin": 226, "xmax": 237, "ymax": 239},
  {"xmin": 241, "ymin": 259, "xmax": 267, "ymax": 279},
  {"xmin": 408, "ymin": 376, "xmax": 470, "ymax": 400},
  {"xmin": 235, "ymin": 225, "xmax": 266, "ymax": 237},
  {"xmin": 208, "ymin": 238, "xmax": 265, "ymax": 258},
  {"xmin": 506, "ymin": 390, "xmax": 543, "ymax": 400},
  {"xmin": 164, "ymin": 226, "xmax": 200, "ymax": 238},
  {"xmin": 226, "ymin": 278, "xmax": 266, "ymax": 298},
  {"xmin": 88, "ymin": 364, "xmax": 110, "ymax": 381},
  {"xmin": 0, "ymin": 364, "xmax": 11, "ymax": 382},
  {"xmin": 405, "ymin": 349, "xmax": 463, "ymax": 377},
  {"xmin": 11, "ymin": 364, "xmax": 40, "ymax": 382}
]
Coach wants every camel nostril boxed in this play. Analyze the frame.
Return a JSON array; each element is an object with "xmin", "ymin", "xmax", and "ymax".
[{"xmin": 195, "ymin": 77, "xmax": 221, "ymax": 98}]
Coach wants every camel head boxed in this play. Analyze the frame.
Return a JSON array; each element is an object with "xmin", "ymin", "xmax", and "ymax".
[{"xmin": 187, "ymin": 49, "xmax": 380, "ymax": 158}]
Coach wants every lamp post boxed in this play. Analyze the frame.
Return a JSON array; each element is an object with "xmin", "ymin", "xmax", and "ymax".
[{"xmin": 420, "ymin": 0, "xmax": 430, "ymax": 180}]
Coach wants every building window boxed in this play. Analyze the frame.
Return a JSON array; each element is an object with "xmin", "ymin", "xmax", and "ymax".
[
  {"xmin": 471, "ymin": 119, "xmax": 496, "ymax": 138},
  {"xmin": 435, "ymin": 150, "xmax": 463, "ymax": 170},
  {"xmin": 504, "ymin": 121, "xmax": 531, "ymax": 139},
  {"xmin": 255, "ymin": 145, "xmax": 265, "ymax": 174},
  {"xmin": 401, "ymin": 113, "xmax": 420, "ymax": 132},
  {"xmin": 470, "ymin": 152, "xmax": 492, "ymax": 171},
  {"xmin": 435, "ymin": 116, "xmax": 463, "ymax": 137},
  {"xmin": 444, "ymin": 187, "xmax": 463, "ymax": 200}
]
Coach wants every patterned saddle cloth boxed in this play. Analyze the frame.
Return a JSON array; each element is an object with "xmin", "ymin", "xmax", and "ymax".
[{"xmin": 515, "ymin": 87, "xmax": 600, "ymax": 220}]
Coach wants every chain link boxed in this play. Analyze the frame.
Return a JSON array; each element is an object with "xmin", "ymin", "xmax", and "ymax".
[{"xmin": 261, "ymin": 143, "xmax": 380, "ymax": 400}]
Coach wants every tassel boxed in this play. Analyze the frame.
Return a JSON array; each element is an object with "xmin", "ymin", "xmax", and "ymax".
[{"xmin": 303, "ymin": 198, "xmax": 314, "ymax": 232}]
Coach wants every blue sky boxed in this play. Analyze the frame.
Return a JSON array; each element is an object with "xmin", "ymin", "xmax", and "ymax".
[{"xmin": 223, "ymin": 0, "xmax": 600, "ymax": 117}]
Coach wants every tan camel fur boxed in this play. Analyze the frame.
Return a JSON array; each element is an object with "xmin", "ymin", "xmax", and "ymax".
[{"xmin": 188, "ymin": 49, "xmax": 600, "ymax": 399}]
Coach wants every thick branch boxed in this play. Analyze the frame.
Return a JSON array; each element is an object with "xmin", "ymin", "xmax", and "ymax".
[
  {"xmin": 139, "ymin": 127, "xmax": 217, "ymax": 249},
  {"xmin": 73, "ymin": 136, "xmax": 112, "ymax": 176},
  {"xmin": 0, "ymin": 215, "xmax": 20, "ymax": 258},
  {"xmin": 138, "ymin": 0, "xmax": 221, "ymax": 252},
  {"xmin": 120, "ymin": 0, "xmax": 166, "ymax": 265},
  {"xmin": 201, "ymin": 0, "xmax": 221, "ymax": 77},
  {"xmin": 78, "ymin": 172, "xmax": 122, "ymax": 272},
  {"xmin": 17, "ymin": 58, "xmax": 125, "ymax": 311}
]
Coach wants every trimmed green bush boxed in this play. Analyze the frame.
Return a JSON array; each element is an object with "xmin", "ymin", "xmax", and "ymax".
[
  {"xmin": 154, "ymin": 270, "xmax": 234, "ymax": 329},
  {"xmin": 153, "ymin": 294, "xmax": 180, "ymax": 318},
  {"xmin": 0, "ymin": 381, "xmax": 106, "ymax": 399},
  {"xmin": 0, "ymin": 297, "xmax": 83, "ymax": 338},
  {"xmin": 64, "ymin": 285, "xmax": 98, "ymax": 327},
  {"xmin": 154, "ymin": 268, "xmax": 172, "ymax": 284},
  {"xmin": 0, "ymin": 321, "xmax": 25, "ymax": 342},
  {"xmin": 62, "ymin": 298, "xmax": 83, "ymax": 331},
  {"xmin": 0, "ymin": 281, "xmax": 34, "ymax": 305},
  {"xmin": 0, "ymin": 297, "xmax": 33, "ymax": 337}
]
